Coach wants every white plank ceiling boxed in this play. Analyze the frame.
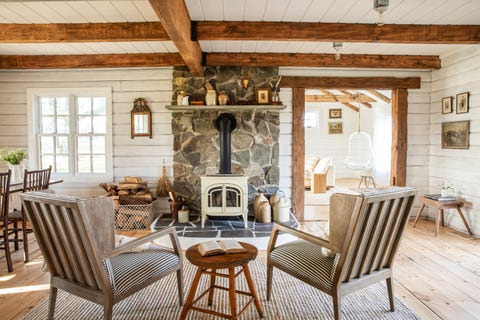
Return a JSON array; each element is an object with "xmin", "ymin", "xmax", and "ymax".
[{"xmin": 0, "ymin": 0, "xmax": 479, "ymax": 57}]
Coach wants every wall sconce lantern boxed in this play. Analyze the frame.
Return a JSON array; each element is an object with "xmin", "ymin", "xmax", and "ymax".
[
  {"xmin": 333, "ymin": 42, "xmax": 343, "ymax": 60},
  {"xmin": 374, "ymin": 0, "xmax": 389, "ymax": 26}
]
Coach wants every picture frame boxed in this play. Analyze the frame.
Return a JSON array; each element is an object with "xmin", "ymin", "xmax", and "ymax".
[
  {"xmin": 442, "ymin": 120, "xmax": 469, "ymax": 149},
  {"xmin": 456, "ymin": 92, "xmax": 469, "ymax": 114},
  {"xmin": 329, "ymin": 108, "xmax": 342, "ymax": 119},
  {"xmin": 255, "ymin": 87, "xmax": 271, "ymax": 105},
  {"xmin": 328, "ymin": 122, "xmax": 343, "ymax": 134},
  {"xmin": 442, "ymin": 97, "xmax": 452, "ymax": 114}
]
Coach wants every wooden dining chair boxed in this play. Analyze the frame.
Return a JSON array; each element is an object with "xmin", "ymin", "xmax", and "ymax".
[
  {"xmin": 8, "ymin": 166, "xmax": 51, "ymax": 262},
  {"xmin": 267, "ymin": 187, "xmax": 416, "ymax": 320},
  {"xmin": 0, "ymin": 170, "xmax": 13, "ymax": 272},
  {"xmin": 21, "ymin": 191, "xmax": 183, "ymax": 320}
]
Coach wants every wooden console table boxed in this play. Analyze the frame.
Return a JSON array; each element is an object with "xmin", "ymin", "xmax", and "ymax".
[{"xmin": 413, "ymin": 196, "xmax": 473, "ymax": 237}]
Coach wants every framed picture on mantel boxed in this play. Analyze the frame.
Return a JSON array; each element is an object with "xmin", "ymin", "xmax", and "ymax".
[{"xmin": 255, "ymin": 87, "xmax": 271, "ymax": 105}]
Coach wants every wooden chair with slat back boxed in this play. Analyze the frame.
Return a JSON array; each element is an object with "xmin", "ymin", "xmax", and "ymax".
[
  {"xmin": 8, "ymin": 165, "xmax": 51, "ymax": 262},
  {"xmin": 267, "ymin": 187, "xmax": 417, "ymax": 320},
  {"xmin": 0, "ymin": 170, "xmax": 13, "ymax": 272},
  {"xmin": 20, "ymin": 191, "xmax": 183, "ymax": 320}
]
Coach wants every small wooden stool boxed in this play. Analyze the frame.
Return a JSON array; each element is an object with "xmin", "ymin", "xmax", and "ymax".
[
  {"xmin": 358, "ymin": 175, "xmax": 376, "ymax": 188},
  {"xmin": 180, "ymin": 242, "xmax": 264, "ymax": 320},
  {"xmin": 413, "ymin": 196, "xmax": 473, "ymax": 237}
]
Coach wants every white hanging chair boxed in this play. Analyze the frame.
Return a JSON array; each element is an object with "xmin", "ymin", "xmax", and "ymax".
[
  {"xmin": 344, "ymin": 94, "xmax": 374, "ymax": 171},
  {"xmin": 344, "ymin": 131, "xmax": 373, "ymax": 170}
]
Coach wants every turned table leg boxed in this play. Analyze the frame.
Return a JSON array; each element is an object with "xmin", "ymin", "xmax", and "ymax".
[{"xmin": 243, "ymin": 263, "xmax": 264, "ymax": 318}]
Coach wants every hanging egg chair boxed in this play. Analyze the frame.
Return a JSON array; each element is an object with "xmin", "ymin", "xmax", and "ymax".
[
  {"xmin": 344, "ymin": 131, "xmax": 373, "ymax": 170},
  {"xmin": 344, "ymin": 94, "xmax": 374, "ymax": 171}
]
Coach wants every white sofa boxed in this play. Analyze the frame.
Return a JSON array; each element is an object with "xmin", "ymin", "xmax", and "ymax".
[{"xmin": 304, "ymin": 156, "xmax": 335, "ymax": 193}]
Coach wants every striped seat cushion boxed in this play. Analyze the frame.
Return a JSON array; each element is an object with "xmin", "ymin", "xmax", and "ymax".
[
  {"xmin": 105, "ymin": 248, "xmax": 180, "ymax": 298},
  {"xmin": 270, "ymin": 240, "xmax": 339, "ymax": 291}
]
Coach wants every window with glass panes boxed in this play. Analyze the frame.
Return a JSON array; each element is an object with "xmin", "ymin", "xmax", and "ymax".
[{"xmin": 38, "ymin": 95, "xmax": 107, "ymax": 175}]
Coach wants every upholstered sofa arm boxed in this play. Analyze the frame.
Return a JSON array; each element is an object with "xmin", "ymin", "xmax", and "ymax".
[
  {"xmin": 267, "ymin": 223, "xmax": 340, "ymax": 254},
  {"xmin": 109, "ymin": 227, "xmax": 181, "ymax": 258}
]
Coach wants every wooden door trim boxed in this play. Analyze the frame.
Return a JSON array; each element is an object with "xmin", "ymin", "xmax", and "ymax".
[{"xmin": 289, "ymin": 77, "xmax": 415, "ymax": 221}]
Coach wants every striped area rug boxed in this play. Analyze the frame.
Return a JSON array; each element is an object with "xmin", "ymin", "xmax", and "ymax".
[{"xmin": 24, "ymin": 258, "xmax": 419, "ymax": 320}]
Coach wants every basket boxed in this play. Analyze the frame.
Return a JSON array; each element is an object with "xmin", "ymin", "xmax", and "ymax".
[{"xmin": 114, "ymin": 200, "xmax": 161, "ymax": 230}]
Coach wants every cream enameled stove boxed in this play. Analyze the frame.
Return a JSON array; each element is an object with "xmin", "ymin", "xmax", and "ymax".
[{"xmin": 200, "ymin": 174, "xmax": 248, "ymax": 228}]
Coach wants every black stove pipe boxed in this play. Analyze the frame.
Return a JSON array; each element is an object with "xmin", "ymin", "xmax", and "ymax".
[{"xmin": 215, "ymin": 113, "xmax": 237, "ymax": 174}]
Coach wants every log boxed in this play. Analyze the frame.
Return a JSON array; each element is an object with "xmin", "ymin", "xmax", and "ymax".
[
  {"xmin": 119, "ymin": 193, "xmax": 153, "ymax": 204},
  {"xmin": 117, "ymin": 182, "xmax": 148, "ymax": 190},
  {"xmin": 118, "ymin": 190, "xmax": 130, "ymax": 196},
  {"xmin": 125, "ymin": 176, "xmax": 143, "ymax": 183}
]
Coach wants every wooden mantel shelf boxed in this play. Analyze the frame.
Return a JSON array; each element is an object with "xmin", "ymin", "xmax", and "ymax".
[{"xmin": 166, "ymin": 105, "xmax": 286, "ymax": 111}]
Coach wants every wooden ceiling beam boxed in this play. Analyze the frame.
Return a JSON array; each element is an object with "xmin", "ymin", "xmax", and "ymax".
[
  {"xmin": 149, "ymin": 0, "xmax": 203, "ymax": 75},
  {"xmin": 205, "ymin": 52, "xmax": 440, "ymax": 69},
  {"xmin": 319, "ymin": 90, "xmax": 359, "ymax": 111},
  {"xmin": 305, "ymin": 94, "xmax": 375, "ymax": 103},
  {"xmin": 339, "ymin": 90, "xmax": 372, "ymax": 108},
  {"xmin": 0, "ymin": 22, "xmax": 168, "ymax": 42},
  {"xmin": 0, "ymin": 53, "xmax": 185, "ymax": 69},
  {"xmin": 196, "ymin": 21, "xmax": 480, "ymax": 44},
  {"xmin": 368, "ymin": 90, "xmax": 392, "ymax": 103},
  {"xmin": 280, "ymin": 76, "xmax": 421, "ymax": 89}
]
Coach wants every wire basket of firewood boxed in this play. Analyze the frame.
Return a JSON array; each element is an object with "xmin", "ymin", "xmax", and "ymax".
[
  {"xmin": 113, "ymin": 200, "xmax": 162, "ymax": 230},
  {"xmin": 99, "ymin": 176, "xmax": 161, "ymax": 230}
]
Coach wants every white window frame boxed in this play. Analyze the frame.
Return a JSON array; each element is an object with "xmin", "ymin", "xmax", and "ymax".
[
  {"xmin": 27, "ymin": 87, "xmax": 113, "ymax": 183},
  {"xmin": 304, "ymin": 111, "xmax": 317, "ymax": 128}
]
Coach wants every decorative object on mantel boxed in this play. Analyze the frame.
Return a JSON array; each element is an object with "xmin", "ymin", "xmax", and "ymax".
[
  {"xmin": 131, "ymin": 97, "xmax": 152, "ymax": 139},
  {"xmin": 456, "ymin": 92, "xmax": 469, "ymax": 114},
  {"xmin": 442, "ymin": 120, "xmax": 469, "ymax": 149},
  {"xmin": 270, "ymin": 76, "xmax": 282, "ymax": 105},
  {"xmin": 255, "ymin": 87, "xmax": 271, "ymax": 105},
  {"xmin": 218, "ymin": 90, "xmax": 228, "ymax": 105},
  {"xmin": 442, "ymin": 96, "xmax": 453, "ymax": 114},
  {"xmin": 176, "ymin": 91, "xmax": 189, "ymax": 106},
  {"xmin": 241, "ymin": 66, "xmax": 251, "ymax": 89},
  {"xmin": 205, "ymin": 82, "xmax": 217, "ymax": 105},
  {"xmin": 0, "ymin": 148, "xmax": 27, "ymax": 182}
]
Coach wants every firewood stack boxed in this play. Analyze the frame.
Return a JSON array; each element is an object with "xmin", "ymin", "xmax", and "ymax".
[{"xmin": 99, "ymin": 176, "xmax": 154, "ymax": 206}]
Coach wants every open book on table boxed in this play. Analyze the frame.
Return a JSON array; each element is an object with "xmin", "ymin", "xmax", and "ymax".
[{"xmin": 198, "ymin": 240, "xmax": 247, "ymax": 257}]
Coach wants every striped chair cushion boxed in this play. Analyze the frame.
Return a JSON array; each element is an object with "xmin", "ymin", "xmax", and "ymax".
[
  {"xmin": 105, "ymin": 248, "xmax": 180, "ymax": 298},
  {"xmin": 270, "ymin": 240, "xmax": 339, "ymax": 291}
]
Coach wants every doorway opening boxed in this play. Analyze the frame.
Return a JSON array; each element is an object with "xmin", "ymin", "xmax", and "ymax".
[{"xmin": 303, "ymin": 89, "xmax": 392, "ymax": 220}]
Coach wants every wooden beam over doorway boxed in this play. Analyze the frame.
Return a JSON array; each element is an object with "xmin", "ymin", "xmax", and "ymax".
[
  {"xmin": 280, "ymin": 76, "xmax": 421, "ymax": 89},
  {"xmin": 149, "ymin": 0, "xmax": 203, "ymax": 75}
]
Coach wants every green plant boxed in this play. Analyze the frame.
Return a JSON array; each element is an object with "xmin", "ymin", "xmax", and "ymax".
[
  {"xmin": 0, "ymin": 148, "xmax": 28, "ymax": 165},
  {"xmin": 439, "ymin": 181, "xmax": 454, "ymax": 191}
]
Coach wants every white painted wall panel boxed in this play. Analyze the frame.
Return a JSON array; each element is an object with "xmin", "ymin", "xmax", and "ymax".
[
  {"xmin": 429, "ymin": 48, "xmax": 480, "ymax": 236},
  {"xmin": 0, "ymin": 67, "xmax": 174, "ymax": 197}
]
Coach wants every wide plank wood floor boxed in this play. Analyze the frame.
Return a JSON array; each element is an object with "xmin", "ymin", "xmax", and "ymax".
[{"xmin": 0, "ymin": 220, "xmax": 479, "ymax": 319}]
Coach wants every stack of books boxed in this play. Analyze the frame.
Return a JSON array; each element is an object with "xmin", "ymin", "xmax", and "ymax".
[{"xmin": 424, "ymin": 193, "xmax": 457, "ymax": 201}]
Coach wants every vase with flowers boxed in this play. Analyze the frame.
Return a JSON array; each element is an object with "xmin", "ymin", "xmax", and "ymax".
[
  {"xmin": 0, "ymin": 148, "xmax": 28, "ymax": 182},
  {"xmin": 439, "ymin": 181, "xmax": 455, "ymax": 198}
]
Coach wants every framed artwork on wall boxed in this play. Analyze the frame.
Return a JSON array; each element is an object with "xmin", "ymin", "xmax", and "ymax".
[
  {"xmin": 329, "ymin": 108, "xmax": 342, "ymax": 119},
  {"xmin": 456, "ymin": 92, "xmax": 469, "ymax": 114},
  {"xmin": 442, "ymin": 97, "xmax": 452, "ymax": 114},
  {"xmin": 328, "ymin": 122, "xmax": 343, "ymax": 134},
  {"xmin": 255, "ymin": 87, "xmax": 271, "ymax": 105},
  {"xmin": 442, "ymin": 120, "xmax": 469, "ymax": 149}
]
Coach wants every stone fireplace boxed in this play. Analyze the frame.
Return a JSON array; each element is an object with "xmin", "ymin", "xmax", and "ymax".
[{"xmin": 170, "ymin": 66, "xmax": 282, "ymax": 215}]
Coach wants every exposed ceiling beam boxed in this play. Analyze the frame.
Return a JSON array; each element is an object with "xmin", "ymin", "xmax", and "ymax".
[
  {"xmin": 205, "ymin": 53, "xmax": 440, "ymax": 69},
  {"xmin": 0, "ymin": 53, "xmax": 184, "ymax": 69},
  {"xmin": 195, "ymin": 21, "xmax": 480, "ymax": 44},
  {"xmin": 368, "ymin": 90, "xmax": 392, "ymax": 103},
  {"xmin": 0, "ymin": 22, "xmax": 168, "ymax": 42},
  {"xmin": 280, "ymin": 77, "xmax": 421, "ymax": 89},
  {"xmin": 319, "ymin": 90, "xmax": 359, "ymax": 111},
  {"xmin": 149, "ymin": 0, "xmax": 203, "ymax": 75},
  {"xmin": 339, "ymin": 90, "xmax": 372, "ymax": 108},
  {"xmin": 305, "ymin": 94, "xmax": 375, "ymax": 103}
]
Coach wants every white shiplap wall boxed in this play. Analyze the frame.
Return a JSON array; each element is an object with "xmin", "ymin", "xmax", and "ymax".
[
  {"xmin": 279, "ymin": 67, "xmax": 432, "ymax": 214},
  {"xmin": 0, "ymin": 68, "xmax": 174, "ymax": 197},
  {"xmin": 429, "ymin": 47, "xmax": 480, "ymax": 235}
]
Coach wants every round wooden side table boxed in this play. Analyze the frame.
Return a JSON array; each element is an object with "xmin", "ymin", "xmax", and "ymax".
[{"xmin": 180, "ymin": 242, "xmax": 264, "ymax": 319}]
